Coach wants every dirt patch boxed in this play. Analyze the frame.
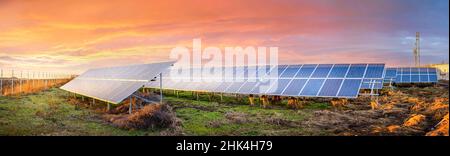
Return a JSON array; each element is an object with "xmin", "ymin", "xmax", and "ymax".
[
  {"xmin": 225, "ymin": 111, "xmax": 250, "ymax": 124},
  {"xmin": 304, "ymin": 110, "xmax": 389, "ymax": 136},
  {"xmin": 109, "ymin": 103, "xmax": 130, "ymax": 114},
  {"xmin": 264, "ymin": 117, "xmax": 298, "ymax": 127},
  {"xmin": 302, "ymin": 87, "xmax": 449, "ymax": 136}
]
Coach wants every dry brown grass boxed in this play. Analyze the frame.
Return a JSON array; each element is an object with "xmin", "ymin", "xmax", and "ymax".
[
  {"xmin": 225, "ymin": 111, "xmax": 250, "ymax": 124},
  {"xmin": 426, "ymin": 113, "xmax": 449, "ymax": 136},
  {"xmin": 111, "ymin": 104, "xmax": 180, "ymax": 130},
  {"xmin": 424, "ymin": 98, "xmax": 449, "ymax": 121},
  {"xmin": 1, "ymin": 79, "xmax": 69, "ymax": 96},
  {"xmin": 287, "ymin": 97, "xmax": 304, "ymax": 109},
  {"xmin": 330, "ymin": 99, "xmax": 348, "ymax": 110},
  {"xmin": 302, "ymin": 86, "xmax": 448, "ymax": 136},
  {"xmin": 403, "ymin": 114, "xmax": 427, "ymax": 129},
  {"xmin": 386, "ymin": 125, "xmax": 401, "ymax": 133}
]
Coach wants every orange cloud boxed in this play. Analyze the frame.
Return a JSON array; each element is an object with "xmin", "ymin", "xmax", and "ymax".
[{"xmin": 0, "ymin": 0, "xmax": 448, "ymax": 74}]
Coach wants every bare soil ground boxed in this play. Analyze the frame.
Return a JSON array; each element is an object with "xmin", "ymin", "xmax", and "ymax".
[{"xmin": 302, "ymin": 85, "xmax": 448, "ymax": 136}]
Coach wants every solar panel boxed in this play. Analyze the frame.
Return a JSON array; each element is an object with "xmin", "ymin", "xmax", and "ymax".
[
  {"xmin": 318, "ymin": 79, "xmax": 343, "ymax": 97},
  {"xmin": 281, "ymin": 79, "xmax": 308, "ymax": 96},
  {"xmin": 61, "ymin": 61, "xmax": 174, "ymax": 104},
  {"xmin": 357, "ymin": 64, "xmax": 385, "ymax": 89},
  {"xmin": 337, "ymin": 79, "xmax": 362, "ymax": 97},
  {"xmin": 145, "ymin": 63, "xmax": 385, "ymax": 98},
  {"xmin": 300, "ymin": 79, "xmax": 325, "ymax": 96},
  {"xmin": 311, "ymin": 64, "xmax": 333, "ymax": 78},
  {"xmin": 390, "ymin": 67, "xmax": 438, "ymax": 83},
  {"xmin": 361, "ymin": 79, "xmax": 383, "ymax": 89},
  {"xmin": 384, "ymin": 68, "xmax": 397, "ymax": 83},
  {"xmin": 328, "ymin": 64, "xmax": 349, "ymax": 78}
]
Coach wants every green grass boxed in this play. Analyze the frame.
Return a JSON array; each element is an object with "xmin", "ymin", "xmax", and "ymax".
[
  {"xmin": 0, "ymin": 88, "xmax": 152, "ymax": 136},
  {"xmin": 0, "ymin": 88, "xmax": 331, "ymax": 136},
  {"xmin": 163, "ymin": 91, "xmax": 331, "ymax": 136}
]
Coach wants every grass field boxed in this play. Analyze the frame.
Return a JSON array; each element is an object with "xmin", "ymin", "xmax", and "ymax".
[
  {"xmin": 0, "ymin": 88, "xmax": 331, "ymax": 136},
  {"xmin": 165, "ymin": 92, "xmax": 331, "ymax": 136},
  {"xmin": 0, "ymin": 89, "xmax": 154, "ymax": 136}
]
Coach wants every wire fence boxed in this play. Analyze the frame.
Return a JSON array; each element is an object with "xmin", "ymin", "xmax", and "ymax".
[{"xmin": 0, "ymin": 69, "xmax": 75, "ymax": 96}]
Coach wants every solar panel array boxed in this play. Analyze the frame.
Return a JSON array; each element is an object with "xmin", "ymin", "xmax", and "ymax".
[
  {"xmin": 389, "ymin": 67, "xmax": 438, "ymax": 83},
  {"xmin": 146, "ymin": 64, "xmax": 385, "ymax": 98},
  {"xmin": 61, "ymin": 61, "xmax": 174, "ymax": 104},
  {"xmin": 384, "ymin": 68, "xmax": 397, "ymax": 80}
]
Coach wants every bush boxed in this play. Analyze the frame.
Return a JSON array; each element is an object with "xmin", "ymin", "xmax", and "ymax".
[{"xmin": 113, "ymin": 104, "xmax": 180, "ymax": 130}]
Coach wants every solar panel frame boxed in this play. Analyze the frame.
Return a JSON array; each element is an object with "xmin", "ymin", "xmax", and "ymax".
[
  {"xmin": 144, "ymin": 63, "xmax": 385, "ymax": 98},
  {"xmin": 384, "ymin": 68, "xmax": 397, "ymax": 84},
  {"xmin": 389, "ymin": 67, "xmax": 439, "ymax": 83},
  {"xmin": 61, "ymin": 61, "xmax": 174, "ymax": 104}
]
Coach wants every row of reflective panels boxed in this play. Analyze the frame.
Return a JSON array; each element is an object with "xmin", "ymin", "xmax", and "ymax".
[
  {"xmin": 384, "ymin": 67, "xmax": 438, "ymax": 83},
  {"xmin": 146, "ymin": 64, "xmax": 385, "ymax": 98},
  {"xmin": 61, "ymin": 61, "xmax": 174, "ymax": 104}
]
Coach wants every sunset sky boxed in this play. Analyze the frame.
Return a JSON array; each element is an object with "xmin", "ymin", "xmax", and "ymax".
[{"xmin": 0, "ymin": 0, "xmax": 448, "ymax": 74}]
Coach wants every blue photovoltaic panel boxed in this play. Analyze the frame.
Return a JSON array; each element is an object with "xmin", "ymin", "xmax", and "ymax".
[
  {"xmin": 385, "ymin": 68, "xmax": 397, "ymax": 78},
  {"xmin": 420, "ymin": 75, "xmax": 429, "ymax": 82},
  {"xmin": 281, "ymin": 79, "xmax": 307, "ymax": 96},
  {"xmin": 411, "ymin": 75, "xmax": 420, "ymax": 82},
  {"xmin": 402, "ymin": 75, "xmax": 410, "ymax": 82},
  {"xmin": 318, "ymin": 79, "xmax": 343, "ymax": 97},
  {"xmin": 280, "ymin": 65, "xmax": 301, "ymax": 78},
  {"xmin": 384, "ymin": 68, "xmax": 397, "ymax": 83},
  {"xmin": 419, "ymin": 68, "xmax": 428, "ymax": 74},
  {"xmin": 212, "ymin": 82, "xmax": 233, "ymax": 92},
  {"xmin": 249, "ymin": 79, "xmax": 274, "ymax": 94},
  {"xmin": 311, "ymin": 64, "xmax": 333, "ymax": 78},
  {"xmin": 263, "ymin": 65, "xmax": 284, "ymax": 79},
  {"xmin": 346, "ymin": 64, "xmax": 366, "ymax": 78},
  {"xmin": 300, "ymin": 79, "xmax": 325, "ymax": 96},
  {"xmin": 337, "ymin": 79, "xmax": 362, "ymax": 97},
  {"xmin": 364, "ymin": 64, "xmax": 384, "ymax": 78},
  {"xmin": 328, "ymin": 64, "xmax": 349, "ymax": 78},
  {"xmin": 295, "ymin": 64, "xmax": 317, "ymax": 78},
  {"xmin": 361, "ymin": 79, "xmax": 383, "ymax": 89},
  {"xmin": 61, "ymin": 61, "xmax": 174, "ymax": 104},
  {"xmin": 429, "ymin": 75, "xmax": 438, "ymax": 82},
  {"xmin": 391, "ymin": 67, "xmax": 438, "ymax": 83},
  {"xmin": 224, "ymin": 81, "xmax": 247, "ymax": 93},
  {"xmin": 237, "ymin": 80, "xmax": 259, "ymax": 94},
  {"xmin": 411, "ymin": 68, "xmax": 419, "ymax": 75},
  {"xmin": 265, "ymin": 79, "xmax": 292, "ymax": 95},
  {"xmin": 401, "ymin": 68, "xmax": 410, "ymax": 75},
  {"xmin": 360, "ymin": 64, "xmax": 385, "ymax": 89},
  {"xmin": 145, "ymin": 63, "xmax": 385, "ymax": 98}
]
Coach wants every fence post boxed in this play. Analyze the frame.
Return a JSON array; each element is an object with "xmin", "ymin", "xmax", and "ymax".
[
  {"xmin": 159, "ymin": 73, "xmax": 163, "ymax": 104},
  {"xmin": 45, "ymin": 72, "xmax": 47, "ymax": 89},
  {"xmin": 129, "ymin": 97, "xmax": 132, "ymax": 114},
  {"xmin": 11, "ymin": 69, "xmax": 14, "ymax": 95},
  {"xmin": 19, "ymin": 71, "xmax": 22, "ymax": 94},
  {"xmin": 27, "ymin": 71, "xmax": 30, "ymax": 93},
  {"xmin": 32, "ymin": 72, "xmax": 35, "ymax": 91},
  {"xmin": 0, "ymin": 69, "xmax": 3, "ymax": 96}
]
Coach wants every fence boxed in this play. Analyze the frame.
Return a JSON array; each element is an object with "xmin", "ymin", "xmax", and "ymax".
[{"xmin": 0, "ymin": 69, "xmax": 74, "ymax": 96}]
